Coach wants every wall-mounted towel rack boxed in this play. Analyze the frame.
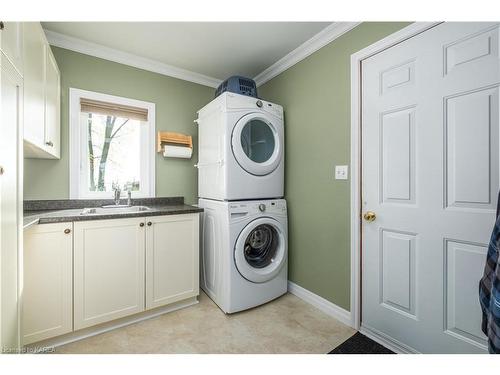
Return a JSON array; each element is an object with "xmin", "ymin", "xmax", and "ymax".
[
  {"xmin": 157, "ymin": 131, "xmax": 192, "ymax": 153},
  {"xmin": 157, "ymin": 131, "xmax": 193, "ymax": 159}
]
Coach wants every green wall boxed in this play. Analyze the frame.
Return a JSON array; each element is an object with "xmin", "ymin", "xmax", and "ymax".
[
  {"xmin": 259, "ymin": 22, "xmax": 411, "ymax": 310},
  {"xmin": 24, "ymin": 46, "xmax": 213, "ymax": 204}
]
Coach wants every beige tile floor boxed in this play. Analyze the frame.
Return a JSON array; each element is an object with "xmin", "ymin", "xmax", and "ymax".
[{"xmin": 55, "ymin": 291, "xmax": 355, "ymax": 354}]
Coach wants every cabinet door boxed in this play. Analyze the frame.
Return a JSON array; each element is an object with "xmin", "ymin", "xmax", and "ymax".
[
  {"xmin": 0, "ymin": 22, "xmax": 23, "ymax": 74},
  {"xmin": 22, "ymin": 223, "xmax": 73, "ymax": 345},
  {"xmin": 146, "ymin": 214, "xmax": 199, "ymax": 309},
  {"xmin": 23, "ymin": 22, "xmax": 45, "ymax": 148},
  {"xmin": 0, "ymin": 54, "xmax": 22, "ymax": 351},
  {"xmin": 44, "ymin": 49, "xmax": 60, "ymax": 158},
  {"xmin": 74, "ymin": 218, "xmax": 145, "ymax": 330}
]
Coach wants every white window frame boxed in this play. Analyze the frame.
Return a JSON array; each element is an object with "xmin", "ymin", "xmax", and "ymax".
[{"xmin": 69, "ymin": 88, "xmax": 156, "ymax": 199}]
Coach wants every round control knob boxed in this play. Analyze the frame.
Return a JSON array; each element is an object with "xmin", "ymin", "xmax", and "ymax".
[
  {"xmin": 256, "ymin": 100, "xmax": 263, "ymax": 108},
  {"xmin": 258, "ymin": 204, "xmax": 266, "ymax": 212}
]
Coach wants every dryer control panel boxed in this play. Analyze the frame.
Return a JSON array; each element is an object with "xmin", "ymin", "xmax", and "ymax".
[{"xmin": 260, "ymin": 100, "xmax": 283, "ymax": 120}]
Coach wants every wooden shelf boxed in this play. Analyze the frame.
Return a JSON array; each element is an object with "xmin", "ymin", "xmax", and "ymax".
[{"xmin": 157, "ymin": 131, "xmax": 193, "ymax": 153}]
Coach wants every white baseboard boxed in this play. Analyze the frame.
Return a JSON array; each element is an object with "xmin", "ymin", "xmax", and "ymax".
[
  {"xmin": 25, "ymin": 297, "xmax": 199, "ymax": 350},
  {"xmin": 287, "ymin": 281, "xmax": 353, "ymax": 327},
  {"xmin": 360, "ymin": 324, "xmax": 419, "ymax": 354}
]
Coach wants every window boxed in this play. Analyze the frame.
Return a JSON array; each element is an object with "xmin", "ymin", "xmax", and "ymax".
[{"xmin": 70, "ymin": 88, "xmax": 155, "ymax": 199}]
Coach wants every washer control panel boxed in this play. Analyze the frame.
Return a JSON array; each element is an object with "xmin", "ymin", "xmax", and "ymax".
[{"xmin": 229, "ymin": 200, "xmax": 286, "ymax": 215}]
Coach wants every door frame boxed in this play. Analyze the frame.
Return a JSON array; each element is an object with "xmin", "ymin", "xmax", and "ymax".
[{"xmin": 349, "ymin": 22, "xmax": 442, "ymax": 330}]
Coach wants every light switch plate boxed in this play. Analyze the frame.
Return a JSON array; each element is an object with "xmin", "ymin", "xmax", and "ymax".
[{"xmin": 335, "ymin": 165, "xmax": 348, "ymax": 180}]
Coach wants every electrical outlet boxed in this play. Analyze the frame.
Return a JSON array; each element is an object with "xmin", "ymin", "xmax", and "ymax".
[{"xmin": 335, "ymin": 165, "xmax": 348, "ymax": 180}]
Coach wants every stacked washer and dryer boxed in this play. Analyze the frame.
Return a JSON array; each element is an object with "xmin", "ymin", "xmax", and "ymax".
[{"xmin": 196, "ymin": 90, "xmax": 288, "ymax": 314}]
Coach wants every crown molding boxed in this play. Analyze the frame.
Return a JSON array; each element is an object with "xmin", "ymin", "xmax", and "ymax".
[
  {"xmin": 43, "ymin": 29, "xmax": 222, "ymax": 88},
  {"xmin": 44, "ymin": 23, "xmax": 361, "ymax": 90},
  {"xmin": 253, "ymin": 22, "xmax": 362, "ymax": 87}
]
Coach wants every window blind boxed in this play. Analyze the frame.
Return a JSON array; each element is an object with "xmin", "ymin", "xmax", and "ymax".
[{"xmin": 80, "ymin": 98, "xmax": 148, "ymax": 121}]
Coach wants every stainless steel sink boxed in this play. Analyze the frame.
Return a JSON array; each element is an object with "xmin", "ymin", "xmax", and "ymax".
[{"xmin": 80, "ymin": 206, "xmax": 151, "ymax": 215}]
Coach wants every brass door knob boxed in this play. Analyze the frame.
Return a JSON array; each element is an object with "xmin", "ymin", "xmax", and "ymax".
[
  {"xmin": 64, "ymin": 229, "xmax": 71, "ymax": 234},
  {"xmin": 363, "ymin": 211, "xmax": 376, "ymax": 222}
]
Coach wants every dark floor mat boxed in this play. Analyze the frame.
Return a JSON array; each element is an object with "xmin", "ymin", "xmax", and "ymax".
[{"xmin": 329, "ymin": 332, "xmax": 395, "ymax": 354}]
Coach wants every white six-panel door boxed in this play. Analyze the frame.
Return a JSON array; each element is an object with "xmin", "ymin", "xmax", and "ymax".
[{"xmin": 362, "ymin": 22, "xmax": 499, "ymax": 353}]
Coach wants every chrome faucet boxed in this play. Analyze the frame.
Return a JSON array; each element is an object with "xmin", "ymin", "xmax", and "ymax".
[
  {"xmin": 113, "ymin": 186, "xmax": 121, "ymax": 205},
  {"xmin": 127, "ymin": 189, "xmax": 132, "ymax": 206}
]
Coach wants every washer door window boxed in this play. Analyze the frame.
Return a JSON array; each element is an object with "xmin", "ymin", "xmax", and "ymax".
[
  {"xmin": 234, "ymin": 218, "xmax": 287, "ymax": 283},
  {"xmin": 231, "ymin": 113, "xmax": 283, "ymax": 176}
]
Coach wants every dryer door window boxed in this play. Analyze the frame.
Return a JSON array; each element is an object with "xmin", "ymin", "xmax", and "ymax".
[
  {"xmin": 231, "ymin": 113, "xmax": 283, "ymax": 176},
  {"xmin": 240, "ymin": 119, "xmax": 275, "ymax": 163},
  {"xmin": 234, "ymin": 217, "xmax": 287, "ymax": 283}
]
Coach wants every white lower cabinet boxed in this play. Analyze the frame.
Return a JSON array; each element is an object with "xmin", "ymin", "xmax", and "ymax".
[
  {"xmin": 23, "ymin": 223, "xmax": 73, "ymax": 345},
  {"xmin": 73, "ymin": 217, "xmax": 146, "ymax": 330},
  {"xmin": 146, "ymin": 214, "xmax": 199, "ymax": 309},
  {"xmin": 23, "ymin": 213, "xmax": 200, "ymax": 343}
]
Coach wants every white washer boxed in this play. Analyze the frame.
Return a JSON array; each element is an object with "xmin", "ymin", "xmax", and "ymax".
[
  {"xmin": 199, "ymin": 198, "xmax": 288, "ymax": 313},
  {"xmin": 196, "ymin": 92, "xmax": 284, "ymax": 201}
]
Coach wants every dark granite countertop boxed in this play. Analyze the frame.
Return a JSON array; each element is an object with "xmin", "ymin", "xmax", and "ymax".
[{"xmin": 23, "ymin": 197, "xmax": 203, "ymax": 229}]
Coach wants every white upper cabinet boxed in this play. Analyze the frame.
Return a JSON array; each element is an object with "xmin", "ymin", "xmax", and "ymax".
[
  {"xmin": 23, "ymin": 22, "xmax": 61, "ymax": 159},
  {"xmin": 0, "ymin": 21, "xmax": 23, "ymax": 74},
  {"xmin": 23, "ymin": 23, "xmax": 45, "ymax": 150},
  {"xmin": 44, "ymin": 50, "xmax": 61, "ymax": 158}
]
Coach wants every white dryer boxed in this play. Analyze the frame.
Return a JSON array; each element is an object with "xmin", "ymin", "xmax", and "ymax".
[
  {"xmin": 199, "ymin": 198, "xmax": 288, "ymax": 313},
  {"xmin": 196, "ymin": 92, "xmax": 284, "ymax": 201}
]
